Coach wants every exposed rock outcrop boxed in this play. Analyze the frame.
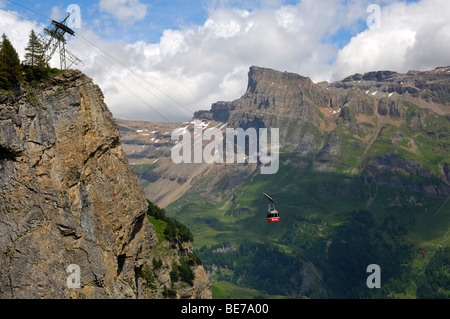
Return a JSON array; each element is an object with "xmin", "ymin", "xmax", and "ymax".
[
  {"xmin": 0, "ymin": 70, "xmax": 211, "ymax": 299},
  {"xmin": 139, "ymin": 239, "xmax": 211, "ymax": 299},
  {"xmin": 194, "ymin": 66, "xmax": 331, "ymax": 151}
]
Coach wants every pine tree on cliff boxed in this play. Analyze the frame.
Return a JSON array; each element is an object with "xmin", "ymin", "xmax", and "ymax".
[
  {"xmin": 0, "ymin": 33, "xmax": 22, "ymax": 90},
  {"xmin": 0, "ymin": 62, "xmax": 7, "ymax": 90},
  {"xmin": 24, "ymin": 30, "xmax": 47, "ymax": 68},
  {"xmin": 23, "ymin": 30, "xmax": 47, "ymax": 81}
]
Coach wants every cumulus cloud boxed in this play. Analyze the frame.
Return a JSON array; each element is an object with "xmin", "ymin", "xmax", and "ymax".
[
  {"xmin": 0, "ymin": 9, "xmax": 43, "ymax": 60},
  {"xmin": 98, "ymin": 0, "xmax": 148, "ymax": 24},
  {"xmin": 69, "ymin": 0, "xmax": 450, "ymax": 122},
  {"xmin": 332, "ymin": 0, "xmax": 450, "ymax": 80},
  {"xmin": 77, "ymin": 1, "xmax": 369, "ymax": 121},
  {"xmin": 1, "ymin": 0, "xmax": 449, "ymax": 122}
]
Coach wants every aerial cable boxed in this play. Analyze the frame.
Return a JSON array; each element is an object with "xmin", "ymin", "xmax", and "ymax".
[
  {"xmin": 75, "ymin": 33, "xmax": 195, "ymax": 117},
  {"xmin": 74, "ymin": 34, "xmax": 192, "ymax": 119},
  {"xmin": 0, "ymin": 5, "xmax": 176, "ymax": 123},
  {"xmin": 66, "ymin": 42, "xmax": 174, "ymax": 123}
]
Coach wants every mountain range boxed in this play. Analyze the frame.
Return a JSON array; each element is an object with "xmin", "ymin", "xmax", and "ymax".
[{"xmin": 118, "ymin": 65, "xmax": 449, "ymax": 298}]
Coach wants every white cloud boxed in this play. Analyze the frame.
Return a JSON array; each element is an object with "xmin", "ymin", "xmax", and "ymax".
[
  {"xmin": 332, "ymin": 0, "xmax": 450, "ymax": 80},
  {"xmin": 98, "ymin": 0, "xmax": 148, "ymax": 24},
  {"xmin": 0, "ymin": 9, "xmax": 43, "ymax": 60},
  {"xmin": 71, "ymin": 0, "xmax": 449, "ymax": 122},
  {"xmin": 1, "ymin": 1, "xmax": 449, "ymax": 123},
  {"xmin": 75, "ymin": 3, "xmax": 345, "ymax": 121},
  {"xmin": 100, "ymin": 1, "xmax": 368, "ymax": 120}
]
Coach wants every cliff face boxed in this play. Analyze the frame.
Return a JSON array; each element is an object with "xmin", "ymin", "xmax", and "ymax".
[{"xmin": 0, "ymin": 70, "xmax": 211, "ymax": 299}]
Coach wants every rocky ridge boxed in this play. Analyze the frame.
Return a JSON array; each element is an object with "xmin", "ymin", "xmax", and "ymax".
[
  {"xmin": 193, "ymin": 66, "xmax": 450, "ymax": 197},
  {"xmin": 121, "ymin": 66, "xmax": 449, "ymax": 208}
]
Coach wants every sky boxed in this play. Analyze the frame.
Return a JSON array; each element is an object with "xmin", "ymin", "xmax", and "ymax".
[{"xmin": 0, "ymin": 0, "xmax": 449, "ymax": 122}]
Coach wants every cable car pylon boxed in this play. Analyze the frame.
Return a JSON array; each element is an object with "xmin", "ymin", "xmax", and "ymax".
[{"xmin": 38, "ymin": 13, "xmax": 84, "ymax": 70}]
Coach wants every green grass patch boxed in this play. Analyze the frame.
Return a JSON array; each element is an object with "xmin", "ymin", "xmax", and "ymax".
[
  {"xmin": 147, "ymin": 215, "xmax": 167, "ymax": 243},
  {"xmin": 212, "ymin": 281, "xmax": 287, "ymax": 299}
]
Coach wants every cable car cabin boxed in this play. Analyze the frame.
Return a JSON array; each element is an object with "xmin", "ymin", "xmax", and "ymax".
[
  {"xmin": 263, "ymin": 193, "xmax": 280, "ymax": 222},
  {"xmin": 267, "ymin": 209, "xmax": 280, "ymax": 223}
]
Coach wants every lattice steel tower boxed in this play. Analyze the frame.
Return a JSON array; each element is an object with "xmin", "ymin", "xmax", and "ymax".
[{"xmin": 38, "ymin": 13, "xmax": 84, "ymax": 70}]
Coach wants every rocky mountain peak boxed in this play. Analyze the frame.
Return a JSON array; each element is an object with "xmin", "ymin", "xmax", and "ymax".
[
  {"xmin": 196, "ymin": 65, "xmax": 449, "ymax": 132},
  {"xmin": 195, "ymin": 66, "xmax": 334, "ymax": 130},
  {"xmin": 245, "ymin": 65, "xmax": 314, "ymax": 95}
]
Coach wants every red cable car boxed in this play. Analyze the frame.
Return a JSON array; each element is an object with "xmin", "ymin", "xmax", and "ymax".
[{"xmin": 263, "ymin": 193, "xmax": 280, "ymax": 222}]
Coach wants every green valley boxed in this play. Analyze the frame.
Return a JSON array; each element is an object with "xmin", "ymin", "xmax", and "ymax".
[{"xmin": 119, "ymin": 66, "xmax": 450, "ymax": 299}]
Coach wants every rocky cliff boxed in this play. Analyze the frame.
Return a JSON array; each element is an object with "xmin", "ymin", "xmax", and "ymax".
[
  {"xmin": 0, "ymin": 70, "xmax": 211, "ymax": 299},
  {"xmin": 195, "ymin": 66, "xmax": 331, "ymax": 150}
]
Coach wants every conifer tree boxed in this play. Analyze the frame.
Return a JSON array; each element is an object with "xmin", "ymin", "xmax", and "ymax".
[
  {"xmin": 23, "ymin": 30, "xmax": 48, "ymax": 82},
  {"xmin": 0, "ymin": 35, "xmax": 8, "ymax": 89},
  {"xmin": 0, "ymin": 33, "xmax": 22, "ymax": 90},
  {"xmin": 24, "ymin": 30, "xmax": 46, "ymax": 68},
  {"xmin": 0, "ymin": 61, "xmax": 8, "ymax": 90}
]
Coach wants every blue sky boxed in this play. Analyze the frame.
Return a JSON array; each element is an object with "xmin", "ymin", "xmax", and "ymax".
[
  {"xmin": 3, "ymin": 0, "xmax": 327, "ymax": 43},
  {"xmin": 0, "ymin": 0, "xmax": 448, "ymax": 122},
  {"xmin": 3, "ymin": 0, "xmax": 211, "ymax": 42}
]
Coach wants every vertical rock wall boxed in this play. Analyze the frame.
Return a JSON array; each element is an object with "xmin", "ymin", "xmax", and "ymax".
[{"xmin": 0, "ymin": 70, "xmax": 210, "ymax": 299}]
